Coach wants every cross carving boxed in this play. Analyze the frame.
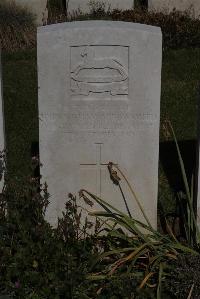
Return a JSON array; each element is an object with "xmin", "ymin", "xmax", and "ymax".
[{"xmin": 80, "ymin": 143, "xmax": 108, "ymax": 197}]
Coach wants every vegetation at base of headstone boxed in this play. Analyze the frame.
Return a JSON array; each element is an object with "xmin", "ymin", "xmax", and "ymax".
[
  {"xmin": 77, "ymin": 130, "xmax": 200, "ymax": 298},
  {"xmin": 0, "ymin": 173, "xmax": 158, "ymax": 298},
  {"xmin": 79, "ymin": 182, "xmax": 200, "ymax": 298},
  {"xmin": 0, "ymin": 157, "xmax": 200, "ymax": 298},
  {"xmin": 0, "ymin": 0, "xmax": 36, "ymax": 51},
  {"xmin": 161, "ymin": 120, "xmax": 200, "ymax": 248},
  {"xmin": 0, "ymin": 158, "xmax": 95, "ymax": 298},
  {"xmin": 165, "ymin": 253, "xmax": 200, "ymax": 298}
]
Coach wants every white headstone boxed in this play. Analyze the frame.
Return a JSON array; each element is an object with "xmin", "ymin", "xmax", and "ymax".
[
  {"xmin": 148, "ymin": 0, "xmax": 200, "ymax": 19},
  {"xmin": 38, "ymin": 21, "xmax": 162, "ymax": 228},
  {"xmin": 0, "ymin": 51, "xmax": 5, "ymax": 192},
  {"xmin": 67, "ymin": 0, "xmax": 134, "ymax": 15},
  {"xmin": 15, "ymin": 0, "xmax": 48, "ymax": 25}
]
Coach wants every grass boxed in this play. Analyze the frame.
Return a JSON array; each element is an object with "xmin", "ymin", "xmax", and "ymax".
[
  {"xmin": 2, "ymin": 50, "xmax": 38, "ymax": 179},
  {"xmin": 80, "ymin": 186, "xmax": 199, "ymax": 298},
  {"xmin": 0, "ymin": 0, "xmax": 36, "ymax": 51},
  {"xmin": 161, "ymin": 48, "xmax": 199, "ymax": 141},
  {"xmin": 158, "ymin": 48, "xmax": 200, "ymax": 215}
]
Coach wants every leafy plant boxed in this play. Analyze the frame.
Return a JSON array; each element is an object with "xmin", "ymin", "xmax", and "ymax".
[
  {"xmin": 79, "ymin": 161, "xmax": 199, "ymax": 298},
  {"xmin": 164, "ymin": 253, "xmax": 200, "ymax": 298},
  {"xmin": 76, "ymin": 121, "xmax": 200, "ymax": 298},
  {"xmin": 163, "ymin": 120, "xmax": 200, "ymax": 247},
  {"xmin": 0, "ymin": 157, "xmax": 97, "ymax": 298}
]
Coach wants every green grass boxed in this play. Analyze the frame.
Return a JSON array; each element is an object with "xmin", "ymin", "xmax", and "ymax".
[
  {"xmin": 2, "ymin": 49, "xmax": 38, "ymax": 179},
  {"xmin": 161, "ymin": 48, "xmax": 199, "ymax": 141},
  {"xmin": 159, "ymin": 48, "xmax": 200, "ymax": 215},
  {"xmin": 2, "ymin": 47, "xmax": 200, "ymax": 215}
]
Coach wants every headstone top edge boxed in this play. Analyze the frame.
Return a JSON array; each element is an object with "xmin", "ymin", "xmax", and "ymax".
[{"xmin": 37, "ymin": 21, "xmax": 162, "ymax": 34}]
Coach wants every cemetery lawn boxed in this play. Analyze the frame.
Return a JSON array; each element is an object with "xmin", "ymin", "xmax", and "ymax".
[
  {"xmin": 2, "ymin": 49, "xmax": 38, "ymax": 179},
  {"xmin": 161, "ymin": 48, "xmax": 199, "ymax": 141},
  {"xmin": 2, "ymin": 47, "xmax": 200, "ymax": 214}
]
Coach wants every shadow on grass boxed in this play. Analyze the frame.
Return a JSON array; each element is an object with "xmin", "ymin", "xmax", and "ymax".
[
  {"xmin": 160, "ymin": 140, "xmax": 197, "ymax": 193},
  {"xmin": 159, "ymin": 139, "xmax": 198, "ymax": 236}
]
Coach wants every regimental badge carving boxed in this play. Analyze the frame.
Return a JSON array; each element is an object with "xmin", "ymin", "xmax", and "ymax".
[{"xmin": 70, "ymin": 45, "xmax": 129, "ymax": 96}]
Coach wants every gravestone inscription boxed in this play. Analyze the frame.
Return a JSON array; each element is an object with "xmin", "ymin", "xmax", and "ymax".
[{"xmin": 37, "ymin": 21, "xmax": 162, "ymax": 227}]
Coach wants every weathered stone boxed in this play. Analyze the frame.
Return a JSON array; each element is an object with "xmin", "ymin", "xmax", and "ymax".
[
  {"xmin": 67, "ymin": 0, "xmax": 134, "ymax": 15},
  {"xmin": 37, "ymin": 21, "xmax": 162, "ymax": 228},
  {"xmin": 148, "ymin": 0, "xmax": 200, "ymax": 19}
]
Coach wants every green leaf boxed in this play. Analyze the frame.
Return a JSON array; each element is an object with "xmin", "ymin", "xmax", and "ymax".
[{"xmin": 169, "ymin": 122, "xmax": 200, "ymax": 243}]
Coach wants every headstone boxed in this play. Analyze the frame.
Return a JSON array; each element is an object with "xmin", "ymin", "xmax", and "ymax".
[
  {"xmin": 15, "ymin": 0, "xmax": 48, "ymax": 25},
  {"xmin": 0, "ymin": 51, "xmax": 5, "ymax": 192},
  {"xmin": 37, "ymin": 21, "xmax": 162, "ymax": 228},
  {"xmin": 67, "ymin": 0, "xmax": 134, "ymax": 15},
  {"xmin": 148, "ymin": 0, "xmax": 200, "ymax": 19}
]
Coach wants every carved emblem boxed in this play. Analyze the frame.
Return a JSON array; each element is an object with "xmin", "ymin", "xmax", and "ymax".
[{"xmin": 70, "ymin": 45, "xmax": 129, "ymax": 96}]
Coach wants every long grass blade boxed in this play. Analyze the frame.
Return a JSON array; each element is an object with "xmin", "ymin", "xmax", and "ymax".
[
  {"xmin": 168, "ymin": 121, "xmax": 200, "ymax": 242},
  {"xmin": 187, "ymin": 283, "xmax": 194, "ymax": 299},
  {"xmin": 157, "ymin": 263, "xmax": 163, "ymax": 299},
  {"xmin": 82, "ymin": 190, "xmax": 155, "ymax": 245},
  {"xmin": 90, "ymin": 247, "xmax": 136, "ymax": 269},
  {"xmin": 114, "ymin": 164, "xmax": 153, "ymax": 229},
  {"xmin": 190, "ymin": 175, "xmax": 194, "ymax": 245},
  {"xmin": 139, "ymin": 272, "xmax": 155, "ymax": 289}
]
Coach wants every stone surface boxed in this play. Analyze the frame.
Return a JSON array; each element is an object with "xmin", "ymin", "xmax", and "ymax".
[
  {"xmin": 148, "ymin": 0, "xmax": 200, "ymax": 19},
  {"xmin": 15, "ymin": 0, "xmax": 48, "ymax": 25},
  {"xmin": 0, "ymin": 51, "xmax": 5, "ymax": 192},
  {"xmin": 37, "ymin": 21, "xmax": 162, "ymax": 228},
  {"xmin": 67, "ymin": 0, "xmax": 134, "ymax": 15}
]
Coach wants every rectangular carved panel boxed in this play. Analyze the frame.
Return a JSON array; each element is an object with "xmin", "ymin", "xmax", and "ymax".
[{"xmin": 70, "ymin": 45, "xmax": 129, "ymax": 98}]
